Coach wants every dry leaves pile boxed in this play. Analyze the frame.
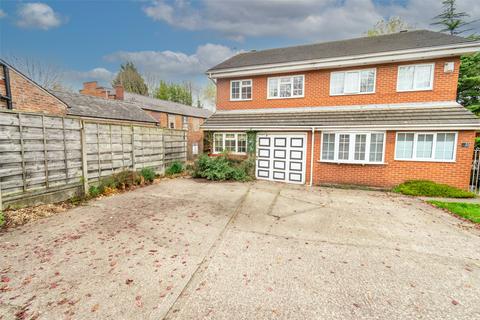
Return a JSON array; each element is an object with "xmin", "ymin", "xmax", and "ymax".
[{"xmin": 3, "ymin": 202, "xmax": 74, "ymax": 229}]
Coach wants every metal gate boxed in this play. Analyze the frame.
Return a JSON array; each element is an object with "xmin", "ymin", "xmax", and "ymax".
[{"xmin": 471, "ymin": 148, "xmax": 480, "ymax": 193}]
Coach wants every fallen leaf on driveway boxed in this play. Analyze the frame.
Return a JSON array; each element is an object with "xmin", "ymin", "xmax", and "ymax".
[{"xmin": 91, "ymin": 303, "xmax": 99, "ymax": 312}]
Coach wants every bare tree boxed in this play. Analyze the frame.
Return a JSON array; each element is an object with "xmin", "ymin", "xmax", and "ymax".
[
  {"xmin": 142, "ymin": 71, "xmax": 162, "ymax": 97},
  {"xmin": 365, "ymin": 17, "xmax": 414, "ymax": 36},
  {"xmin": 4, "ymin": 55, "xmax": 65, "ymax": 89}
]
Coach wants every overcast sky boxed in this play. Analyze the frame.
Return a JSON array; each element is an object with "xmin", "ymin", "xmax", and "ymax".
[{"xmin": 1, "ymin": 0, "xmax": 479, "ymax": 96}]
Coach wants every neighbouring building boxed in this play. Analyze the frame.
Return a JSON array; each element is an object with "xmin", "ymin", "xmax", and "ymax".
[
  {"xmin": 202, "ymin": 30, "xmax": 480, "ymax": 190},
  {"xmin": 123, "ymin": 92, "xmax": 212, "ymax": 160},
  {"xmin": 0, "ymin": 59, "xmax": 68, "ymax": 115},
  {"xmin": 79, "ymin": 82, "xmax": 212, "ymax": 160}
]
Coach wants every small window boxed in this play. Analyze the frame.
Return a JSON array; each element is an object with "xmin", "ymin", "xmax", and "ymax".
[
  {"xmin": 192, "ymin": 118, "xmax": 200, "ymax": 131},
  {"xmin": 182, "ymin": 116, "xmax": 188, "ymax": 129},
  {"xmin": 397, "ymin": 63, "xmax": 434, "ymax": 91},
  {"xmin": 395, "ymin": 132, "xmax": 456, "ymax": 162},
  {"xmin": 168, "ymin": 114, "xmax": 176, "ymax": 129},
  {"xmin": 330, "ymin": 69, "xmax": 376, "ymax": 95},
  {"xmin": 192, "ymin": 142, "xmax": 199, "ymax": 155},
  {"xmin": 321, "ymin": 132, "xmax": 385, "ymax": 164},
  {"xmin": 213, "ymin": 133, "xmax": 248, "ymax": 154},
  {"xmin": 230, "ymin": 80, "xmax": 252, "ymax": 101},
  {"xmin": 268, "ymin": 75, "xmax": 304, "ymax": 99}
]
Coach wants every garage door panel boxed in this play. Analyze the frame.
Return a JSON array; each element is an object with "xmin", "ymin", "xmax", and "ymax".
[
  {"xmin": 258, "ymin": 149, "xmax": 270, "ymax": 157},
  {"xmin": 258, "ymin": 159, "xmax": 270, "ymax": 168},
  {"xmin": 259, "ymin": 137, "xmax": 271, "ymax": 147},
  {"xmin": 256, "ymin": 133, "xmax": 306, "ymax": 184},
  {"xmin": 274, "ymin": 150, "xmax": 286, "ymax": 159},
  {"xmin": 274, "ymin": 137, "xmax": 287, "ymax": 147}
]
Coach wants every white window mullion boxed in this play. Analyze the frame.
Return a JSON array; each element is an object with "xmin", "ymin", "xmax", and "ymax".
[
  {"xmin": 432, "ymin": 133, "xmax": 438, "ymax": 160},
  {"xmin": 349, "ymin": 133, "xmax": 355, "ymax": 161},
  {"xmin": 365, "ymin": 134, "xmax": 371, "ymax": 163},
  {"xmin": 334, "ymin": 133, "xmax": 339, "ymax": 162}
]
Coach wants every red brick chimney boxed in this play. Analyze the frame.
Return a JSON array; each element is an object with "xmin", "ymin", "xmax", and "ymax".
[
  {"xmin": 114, "ymin": 84, "xmax": 124, "ymax": 100},
  {"xmin": 79, "ymin": 81, "xmax": 124, "ymax": 100}
]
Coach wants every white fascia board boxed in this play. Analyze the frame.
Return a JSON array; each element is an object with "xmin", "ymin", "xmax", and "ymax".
[
  {"xmin": 202, "ymin": 124, "xmax": 480, "ymax": 131},
  {"xmin": 208, "ymin": 42, "xmax": 480, "ymax": 79}
]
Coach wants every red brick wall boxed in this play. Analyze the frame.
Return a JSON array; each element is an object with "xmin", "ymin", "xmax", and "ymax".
[
  {"xmin": 0, "ymin": 68, "xmax": 67, "ymax": 115},
  {"xmin": 310, "ymin": 130, "xmax": 474, "ymax": 190},
  {"xmin": 216, "ymin": 58, "xmax": 460, "ymax": 110}
]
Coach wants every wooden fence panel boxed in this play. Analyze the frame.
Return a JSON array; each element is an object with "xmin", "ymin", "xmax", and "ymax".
[{"xmin": 0, "ymin": 110, "xmax": 187, "ymax": 208}]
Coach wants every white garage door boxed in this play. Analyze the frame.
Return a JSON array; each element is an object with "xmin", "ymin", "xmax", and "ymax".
[{"xmin": 256, "ymin": 133, "xmax": 307, "ymax": 184}]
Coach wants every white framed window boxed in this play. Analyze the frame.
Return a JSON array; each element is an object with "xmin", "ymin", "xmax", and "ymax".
[
  {"xmin": 320, "ymin": 132, "xmax": 386, "ymax": 164},
  {"xmin": 268, "ymin": 75, "xmax": 304, "ymax": 99},
  {"xmin": 192, "ymin": 142, "xmax": 199, "ymax": 155},
  {"xmin": 213, "ymin": 132, "xmax": 248, "ymax": 154},
  {"xmin": 230, "ymin": 79, "xmax": 252, "ymax": 101},
  {"xmin": 395, "ymin": 132, "xmax": 457, "ymax": 162},
  {"xmin": 330, "ymin": 68, "xmax": 376, "ymax": 95},
  {"xmin": 397, "ymin": 63, "xmax": 434, "ymax": 92}
]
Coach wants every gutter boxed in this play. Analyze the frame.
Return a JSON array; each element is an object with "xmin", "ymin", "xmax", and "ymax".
[{"xmin": 310, "ymin": 127, "xmax": 315, "ymax": 187}]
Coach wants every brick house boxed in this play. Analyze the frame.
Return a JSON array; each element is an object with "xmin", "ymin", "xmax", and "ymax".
[
  {"xmin": 0, "ymin": 59, "xmax": 68, "ymax": 115},
  {"xmin": 202, "ymin": 30, "xmax": 480, "ymax": 190},
  {"xmin": 79, "ymin": 82, "xmax": 212, "ymax": 160}
]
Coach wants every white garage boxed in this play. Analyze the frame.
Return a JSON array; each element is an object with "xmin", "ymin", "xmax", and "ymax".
[{"xmin": 256, "ymin": 133, "xmax": 307, "ymax": 184}]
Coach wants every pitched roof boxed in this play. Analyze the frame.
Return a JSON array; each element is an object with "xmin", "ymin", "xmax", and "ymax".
[
  {"xmin": 124, "ymin": 92, "xmax": 213, "ymax": 118},
  {"xmin": 208, "ymin": 30, "xmax": 472, "ymax": 72},
  {"xmin": 202, "ymin": 103, "xmax": 480, "ymax": 130},
  {"xmin": 52, "ymin": 90, "xmax": 157, "ymax": 123}
]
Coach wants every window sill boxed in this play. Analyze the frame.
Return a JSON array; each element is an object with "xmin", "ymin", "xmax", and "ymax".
[
  {"xmin": 230, "ymin": 99, "xmax": 252, "ymax": 102},
  {"xmin": 329, "ymin": 91, "xmax": 375, "ymax": 96},
  {"xmin": 394, "ymin": 158, "xmax": 455, "ymax": 163},
  {"xmin": 317, "ymin": 160, "xmax": 386, "ymax": 165},
  {"xmin": 267, "ymin": 95, "xmax": 304, "ymax": 100},
  {"xmin": 396, "ymin": 88, "xmax": 433, "ymax": 93}
]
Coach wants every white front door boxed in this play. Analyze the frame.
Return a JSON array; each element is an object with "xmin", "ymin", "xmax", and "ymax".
[{"xmin": 256, "ymin": 133, "xmax": 307, "ymax": 184}]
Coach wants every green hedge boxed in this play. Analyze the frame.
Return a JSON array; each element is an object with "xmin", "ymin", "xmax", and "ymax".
[
  {"xmin": 393, "ymin": 180, "xmax": 476, "ymax": 198},
  {"xmin": 192, "ymin": 154, "xmax": 254, "ymax": 181}
]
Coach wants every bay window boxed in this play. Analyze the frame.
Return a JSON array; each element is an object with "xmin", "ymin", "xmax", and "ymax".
[
  {"xmin": 397, "ymin": 63, "xmax": 434, "ymax": 91},
  {"xmin": 230, "ymin": 80, "xmax": 252, "ymax": 101},
  {"xmin": 320, "ymin": 132, "xmax": 385, "ymax": 164},
  {"xmin": 213, "ymin": 133, "xmax": 248, "ymax": 154},
  {"xmin": 330, "ymin": 69, "xmax": 376, "ymax": 95},
  {"xmin": 268, "ymin": 75, "xmax": 304, "ymax": 99},
  {"xmin": 395, "ymin": 132, "xmax": 456, "ymax": 162}
]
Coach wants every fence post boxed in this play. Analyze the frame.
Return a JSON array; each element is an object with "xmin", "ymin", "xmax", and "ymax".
[
  {"xmin": 131, "ymin": 125, "xmax": 136, "ymax": 170},
  {"xmin": 0, "ymin": 178, "xmax": 3, "ymax": 211},
  {"xmin": 80, "ymin": 120, "xmax": 89, "ymax": 194}
]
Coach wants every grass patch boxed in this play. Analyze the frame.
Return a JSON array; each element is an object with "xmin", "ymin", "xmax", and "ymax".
[
  {"xmin": 393, "ymin": 180, "xmax": 476, "ymax": 198},
  {"xmin": 428, "ymin": 201, "xmax": 480, "ymax": 224}
]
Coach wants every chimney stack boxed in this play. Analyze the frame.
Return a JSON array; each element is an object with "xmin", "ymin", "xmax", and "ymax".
[{"xmin": 115, "ymin": 84, "xmax": 124, "ymax": 100}]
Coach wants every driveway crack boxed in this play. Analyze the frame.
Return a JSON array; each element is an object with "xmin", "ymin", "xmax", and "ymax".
[{"xmin": 161, "ymin": 184, "xmax": 252, "ymax": 320}]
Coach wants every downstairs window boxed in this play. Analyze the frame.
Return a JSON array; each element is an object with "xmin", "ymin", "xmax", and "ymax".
[
  {"xmin": 321, "ymin": 132, "xmax": 385, "ymax": 164},
  {"xmin": 395, "ymin": 132, "xmax": 457, "ymax": 162},
  {"xmin": 213, "ymin": 133, "xmax": 247, "ymax": 154}
]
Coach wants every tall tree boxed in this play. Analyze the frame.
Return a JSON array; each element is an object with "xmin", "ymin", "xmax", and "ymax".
[
  {"xmin": 365, "ymin": 16, "xmax": 413, "ymax": 36},
  {"xmin": 5, "ymin": 55, "xmax": 64, "ymax": 89},
  {"xmin": 112, "ymin": 62, "xmax": 148, "ymax": 96},
  {"xmin": 431, "ymin": 0, "xmax": 477, "ymax": 35},
  {"xmin": 154, "ymin": 81, "xmax": 193, "ymax": 106},
  {"xmin": 458, "ymin": 53, "xmax": 480, "ymax": 114}
]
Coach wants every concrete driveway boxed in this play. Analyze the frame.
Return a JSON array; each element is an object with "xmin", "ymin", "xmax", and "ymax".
[{"xmin": 1, "ymin": 179, "xmax": 479, "ymax": 320}]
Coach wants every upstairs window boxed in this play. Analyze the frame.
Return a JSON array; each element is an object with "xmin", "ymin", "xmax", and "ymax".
[
  {"xmin": 168, "ymin": 114, "xmax": 176, "ymax": 129},
  {"xmin": 321, "ymin": 132, "xmax": 385, "ymax": 164},
  {"xmin": 395, "ymin": 132, "xmax": 456, "ymax": 162},
  {"xmin": 397, "ymin": 63, "xmax": 434, "ymax": 91},
  {"xmin": 268, "ymin": 75, "xmax": 304, "ymax": 99},
  {"xmin": 330, "ymin": 69, "xmax": 376, "ymax": 95},
  {"xmin": 230, "ymin": 80, "xmax": 252, "ymax": 101}
]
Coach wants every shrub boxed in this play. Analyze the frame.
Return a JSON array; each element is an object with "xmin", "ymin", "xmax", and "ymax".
[
  {"xmin": 139, "ymin": 167, "xmax": 156, "ymax": 183},
  {"xmin": 393, "ymin": 180, "xmax": 476, "ymax": 198},
  {"xmin": 192, "ymin": 154, "xmax": 253, "ymax": 182},
  {"xmin": 88, "ymin": 185, "xmax": 102, "ymax": 198},
  {"xmin": 115, "ymin": 170, "xmax": 140, "ymax": 188},
  {"xmin": 165, "ymin": 161, "xmax": 184, "ymax": 176},
  {"xmin": 0, "ymin": 211, "xmax": 5, "ymax": 228}
]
